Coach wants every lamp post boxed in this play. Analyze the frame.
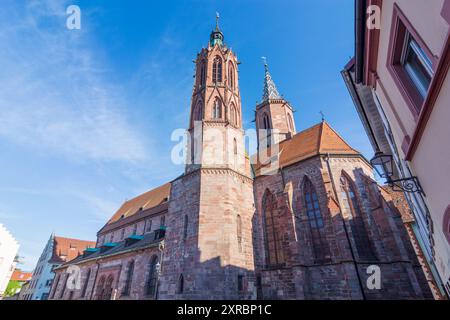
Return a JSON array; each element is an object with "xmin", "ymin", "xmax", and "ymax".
[{"xmin": 370, "ymin": 150, "xmax": 424, "ymax": 195}]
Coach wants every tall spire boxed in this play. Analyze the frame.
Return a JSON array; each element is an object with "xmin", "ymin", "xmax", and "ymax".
[
  {"xmin": 262, "ymin": 57, "xmax": 282, "ymax": 101},
  {"xmin": 210, "ymin": 12, "xmax": 224, "ymax": 46}
]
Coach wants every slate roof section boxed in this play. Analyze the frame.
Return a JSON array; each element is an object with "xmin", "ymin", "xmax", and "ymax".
[{"xmin": 54, "ymin": 231, "xmax": 164, "ymax": 269}]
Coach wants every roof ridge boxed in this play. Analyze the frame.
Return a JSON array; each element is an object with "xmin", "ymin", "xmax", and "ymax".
[{"xmin": 319, "ymin": 121, "xmax": 360, "ymax": 154}]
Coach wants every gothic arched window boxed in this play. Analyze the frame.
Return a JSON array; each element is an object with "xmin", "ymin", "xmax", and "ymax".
[
  {"xmin": 103, "ymin": 275, "xmax": 114, "ymax": 300},
  {"xmin": 228, "ymin": 62, "xmax": 235, "ymax": 89},
  {"xmin": 340, "ymin": 174, "xmax": 376, "ymax": 261},
  {"xmin": 146, "ymin": 255, "xmax": 158, "ymax": 297},
  {"xmin": 303, "ymin": 177, "xmax": 330, "ymax": 263},
  {"xmin": 81, "ymin": 268, "xmax": 91, "ymax": 298},
  {"xmin": 213, "ymin": 98, "xmax": 222, "ymax": 119},
  {"xmin": 262, "ymin": 113, "xmax": 270, "ymax": 129},
  {"xmin": 262, "ymin": 190, "xmax": 284, "ymax": 267},
  {"xmin": 95, "ymin": 276, "xmax": 105, "ymax": 300},
  {"xmin": 200, "ymin": 60, "xmax": 206, "ymax": 87},
  {"xmin": 122, "ymin": 260, "xmax": 134, "ymax": 296},
  {"xmin": 230, "ymin": 103, "xmax": 238, "ymax": 126},
  {"xmin": 213, "ymin": 56, "xmax": 222, "ymax": 83}
]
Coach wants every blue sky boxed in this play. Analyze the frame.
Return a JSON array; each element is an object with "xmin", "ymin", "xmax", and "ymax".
[{"xmin": 0, "ymin": 0, "xmax": 371, "ymax": 271}]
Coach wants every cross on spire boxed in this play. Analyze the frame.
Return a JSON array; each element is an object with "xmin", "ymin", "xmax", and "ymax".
[{"xmin": 216, "ymin": 12, "xmax": 220, "ymax": 30}]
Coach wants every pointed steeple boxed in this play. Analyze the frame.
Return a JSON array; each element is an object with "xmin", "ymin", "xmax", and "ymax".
[
  {"xmin": 262, "ymin": 57, "xmax": 282, "ymax": 101},
  {"xmin": 210, "ymin": 12, "xmax": 224, "ymax": 46}
]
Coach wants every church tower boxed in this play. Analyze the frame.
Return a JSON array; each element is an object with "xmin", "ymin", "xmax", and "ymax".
[
  {"xmin": 186, "ymin": 14, "xmax": 248, "ymax": 176},
  {"xmin": 255, "ymin": 60, "xmax": 296, "ymax": 149},
  {"xmin": 159, "ymin": 16, "xmax": 256, "ymax": 300}
]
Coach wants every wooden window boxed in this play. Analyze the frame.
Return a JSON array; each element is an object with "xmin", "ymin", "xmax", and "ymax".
[
  {"xmin": 122, "ymin": 261, "xmax": 134, "ymax": 296},
  {"xmin": 387, "ymin": 4, "xmax": 436, "ymax": 117},
  {"xmin": 340, "ymin": 174, "xmax": 376, "ymax": 261},
  {"xmin": 213, "ymin": 56, "xmax": 222, "ymax": 83},
  {"xmin": 262, "ymin": 190, "xmax": 284, "ymax": 267}
]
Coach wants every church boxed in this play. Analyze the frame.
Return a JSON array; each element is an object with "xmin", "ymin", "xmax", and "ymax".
[{"xmin": 49, "ymin": 20, "xmax": 432, "ymax": 300}]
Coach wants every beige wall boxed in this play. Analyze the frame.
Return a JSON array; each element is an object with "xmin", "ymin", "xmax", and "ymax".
[{"xmin": 373, "ymin": 0, "xmax": 450, "ymax": 285}]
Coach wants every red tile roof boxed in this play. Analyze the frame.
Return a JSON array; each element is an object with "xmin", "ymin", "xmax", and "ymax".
[
  {"xmin": 50, "ymin": 236, "xmax": 96, "ymax": 263},
  {"xmin": 254, "ymin": 121, "xmax": 360, "ymax": 175},
  {"xmin": 10, "ymin": 270, "xmax": 32, "ymax": 282},
  {"xmin": 106, "ymin": 182, "xmax": 171, "ymax": 225}
]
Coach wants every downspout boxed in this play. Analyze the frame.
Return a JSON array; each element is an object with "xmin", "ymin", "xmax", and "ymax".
[{"xmin": 324, "ymin": 153, "xmax": 367, "ymax": 300}]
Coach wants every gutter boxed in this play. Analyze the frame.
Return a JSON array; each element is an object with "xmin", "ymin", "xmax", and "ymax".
[{"xmin": 355, "ymin": 0, "xmax": 367, "ymax": 84}]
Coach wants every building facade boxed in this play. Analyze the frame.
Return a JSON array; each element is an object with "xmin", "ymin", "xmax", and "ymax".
[
  {"xmin": 0, "ymin": 224, "xmax": 19, "ymax": 299},
  {"xmin": 50, "ymin": 20, "xmax": 433, "ymax": 300},
  {"xmin": 24, "ymin": 234, "xmax": 95, "ymax": 300},
  {"xmin": 3, "ymin": 269, "xmax": 32, "ymax": 299},
  {"xmin": 342, "ymin": 0, "xmax": 450, "ymax": 298}
]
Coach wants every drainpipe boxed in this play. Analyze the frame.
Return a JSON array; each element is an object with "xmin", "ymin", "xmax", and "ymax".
[
  {"xmin": 324, "ymin": 154, "xmax": 367, "ymax": 300},
  {"xmin": 155, "ymin": 241, "xmax": 165, "ymax": 300}
]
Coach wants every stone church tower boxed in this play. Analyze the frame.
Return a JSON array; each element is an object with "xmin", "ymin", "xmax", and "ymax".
[{"xmin": 158, "ymin": 18, "xmax": 256, "ymax": 299}]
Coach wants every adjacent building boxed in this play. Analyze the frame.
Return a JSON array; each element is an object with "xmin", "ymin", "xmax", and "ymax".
[
  {"xmin": 0, "ymin": 224, "xmax": 20, "ymax": 299},
  {"xmin": 49, "ymin": 20, "xmax": 433, "ymax": 300},
  {"xmin": 3, "ymin": 269, "xmax": 32, "ymax": 299},
  {"xmin": 24, "ymin": 234, "xmax": 95, "ymax": 300},
  {"xmin": 342, "ymin": 0, "xmax": 450, "ymax": 298}
]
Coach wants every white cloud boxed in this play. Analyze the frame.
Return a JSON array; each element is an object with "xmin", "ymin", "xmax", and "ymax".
[{"xmin": 0, "ymin": 0, "xmax": 149, "ymax": 163}]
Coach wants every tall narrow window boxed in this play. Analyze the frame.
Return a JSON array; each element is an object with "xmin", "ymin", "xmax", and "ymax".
[
  {"xmin": 288, "ymin": 114, "xmax": 294, "ymax": 131},
  {"xmin": 122, "ymin": 260, "xmax": 134, "ymax": 296},
  {"xmin": 230, "ymin": 105, "xmax": 236, "ymax": 125},
  {"xmin": 81, "ymin": 268, "xmax": 91, "ymax": 298},
  {"xmin": 303, "ymin": 177, "xmax": 330, "ymax": 263},
  {"xmin": 213, "ymin": 99, "xmax": 222, "ymax": 119},
  {"xmin": 132, "ymin": 224, "xmax": 137, "ymax": 235},
  {"xmin": 183, "ymin": 215, "xmax": 189, "ymax": 240},
  {"xmin": 146, "ymin": 219, "xmax": 152, "ymax": 233},
  {"xmin": 262, "ymin": 190, "xmax": 284, "ymax": 267},
  {"xmin": 193, "ymin": 102, "xmax": 202, "ymax": 123},
  {"xmin": 178, "ymin": 274, "xmax": 184, "ymax": 294},
  {"xmin": 200, "ymin": 60, "xmax": 206, "ymax": 87},
  {"xmin": 95, "ymin": 276, "xmax": 105, "ymax": 300},
  {"xmin": 146, "ymin": 255, "xmax": 158, "ymax": 297},
  {"xmin": 103, "ymin": 275, "xmax": 114, "ymax": 300},
  {"xmin": 160, "ymin": 216, "xmax": 165, "ymax": 227},
  {"xmin": 237, "ymin": 275, "xmax": 244, "ymax": 292},
  {"xmin": 237, "ymin": 214, "xmax": 242, "ymax": 252},
  {"xmin": 340, "ymin": 174, "xmax": 376, "ymax": 261},
  {"xmin": 228, "ymin": 62, "xmax": 235, "ymax": 89},
  {"xmin": 213, "ymin": 56, "xmax": 222, "ymax": 83}
]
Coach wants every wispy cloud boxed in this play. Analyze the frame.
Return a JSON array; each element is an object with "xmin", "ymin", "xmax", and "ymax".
[{"xmin": 0, "ymin": 0, "xmax": 149, "ymax": 163}]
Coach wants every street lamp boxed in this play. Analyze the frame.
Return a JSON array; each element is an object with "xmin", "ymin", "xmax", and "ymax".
[{"xmin": 370, "ymin": 150, "xmax": 424, "ymax": 195}]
